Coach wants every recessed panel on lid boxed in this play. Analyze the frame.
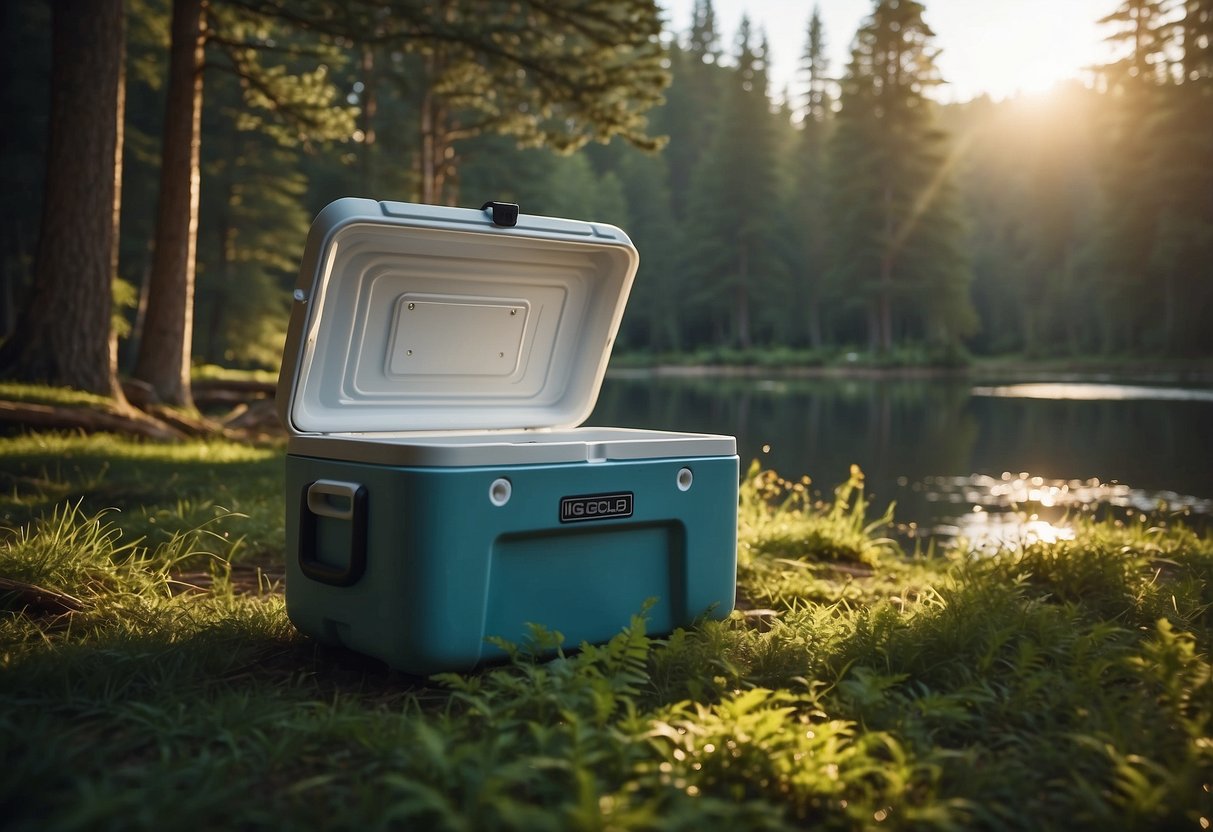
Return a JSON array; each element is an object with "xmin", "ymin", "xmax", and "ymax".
[{"xmin": 386, "ymin": 295, "xmax": 530, "ymax": 378}]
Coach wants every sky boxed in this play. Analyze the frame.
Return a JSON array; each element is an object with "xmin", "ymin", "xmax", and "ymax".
[{"xmin": 661, "ymin": 0, "xmax": 1118, "ymax": 104}]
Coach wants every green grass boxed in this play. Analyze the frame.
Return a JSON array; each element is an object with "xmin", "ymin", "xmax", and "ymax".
[
  {"xmin": 0, "ymin": 432, "xmax": 284, "ymax": 559},
  {"xmin": 1, "ymin": 434, "xmax": 1211, "ymax": 831},
  {"xmin": 191, "ymin": 364, "xmax": 279, "ymax": 385},
  {"xmin": 0, "ymin": 382, "xmax": 123, "ymax": 410}
]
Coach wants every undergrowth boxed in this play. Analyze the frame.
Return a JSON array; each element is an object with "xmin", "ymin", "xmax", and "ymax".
[
  {"xmin": 0, "ymin": 432, "xmax": 283, "ymax": 556},
  {"xmin": 0, "ymin": 447, "xmax": 1210, "ymax": 831}
]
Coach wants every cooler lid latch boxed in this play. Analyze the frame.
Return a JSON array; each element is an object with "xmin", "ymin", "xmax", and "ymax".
[{"xmin": 481, "ymin": 201, "xmax": 519, "ymax": 228}]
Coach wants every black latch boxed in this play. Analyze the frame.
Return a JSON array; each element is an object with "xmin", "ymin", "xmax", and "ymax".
[{"xmin": 481, "ymin": 201, "xmax": 519, "ymax": 228}]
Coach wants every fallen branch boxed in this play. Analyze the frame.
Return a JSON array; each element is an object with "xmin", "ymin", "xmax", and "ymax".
[
  {"xmin": 0, "ymin": 400, "xmax": 185, "ymax": 440},
  {"xmin": 145, "ymin": 404, "xmax": 225, "ymax": 437},
  {"xmin": 0, "ymin": 576, "xmax": 86, "ymax": 615},
  {"xmin": 221, "ymin": 399, "xmax": 282, "ymax": 433},
  {"xmin": 192, "ymin": 378, "xmax": 277, "ymax": 396}
]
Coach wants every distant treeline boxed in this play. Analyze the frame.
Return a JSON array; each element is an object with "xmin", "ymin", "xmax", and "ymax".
[{"xmin": 2, "ymin": 0, "xmax": 1211, "ymax": 383}]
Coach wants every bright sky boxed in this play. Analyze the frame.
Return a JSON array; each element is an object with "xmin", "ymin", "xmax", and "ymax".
[{"xmin": 661, "ymin": 0, "xmax": 1118, "ymax": 103}]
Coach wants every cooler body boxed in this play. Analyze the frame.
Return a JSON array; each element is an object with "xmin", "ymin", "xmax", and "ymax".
[{"xmin": 285, "ymin": 441, "xmax": 739, "ymax": 674}]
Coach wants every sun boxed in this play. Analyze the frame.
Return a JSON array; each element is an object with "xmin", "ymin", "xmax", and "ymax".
[
  {"xmin": 931, "ymin": 0, "xmax": 1111, "ymax": 102},
  {"xmin": 972, "ymin": 47, "xmax": 1074, "ymax": 100}
]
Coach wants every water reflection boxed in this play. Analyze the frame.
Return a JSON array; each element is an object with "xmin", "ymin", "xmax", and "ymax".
[
  {"xmin": 590, "ymin": 373, "xmax": 1213, "ymax": 547},
  {"xmin": 973, "ymin": 383, "xmax": 1213, "ymax": 402},
  {"xmin": 942, "ymin": 510, "xmax": 1076, "ymax": 554}
]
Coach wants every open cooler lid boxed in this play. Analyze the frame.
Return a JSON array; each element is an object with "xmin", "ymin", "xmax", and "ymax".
[{"xmin": 277, "ymin": 198, "xmax": 639, "ymax": 436}]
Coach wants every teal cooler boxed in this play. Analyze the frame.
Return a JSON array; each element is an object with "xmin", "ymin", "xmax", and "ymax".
[{"xmin": 277, "ymin": 198, "xmax": 738, "ymax": 674}]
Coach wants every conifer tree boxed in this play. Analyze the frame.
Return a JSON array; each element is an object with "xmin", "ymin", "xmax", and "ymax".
[
  {"xmin": 1095, "ymin": 0, "xmax": 1183, "ymax": 351},
  {"xmin": 1147, "ymin": 0, "xmax": 1213, "ymax": 352},
  {"xmin": 659, "ymin": 0, "xmax": 726, "ymax": 221},
  {"xmin": 194, "ymin": 102, "xmax": 312, "ymax": 368},
  {"xmin": 785, "ymin": 6, "xmax": 832, "ymax": 348},
  {"xmin": 825, "ymin": 0, "xmax": 974, "ymax": 352},
  {"xmin": 132, "ymin": 0, "xmax": 668, "ymax": 406},
  {"xmin": 0, "ymin": 0, "xmax": 131, "ymax": 402},
  {"xmin": 688, "ymin": 0, "xmax": 722, "ymax": 62},
  {"xmin": 685, "ymin": 17, "xmax": 783, "ymax": 349},
  {"xmin": 362, "ymin": 0, "xmax": 668, "ymax": 206},
  {"xmin": 616, "ymin": 150, "xmax": 682, "ymax": 351},
  {"xmin": 132, "ymin": 0, "xmax": 355, "ymax": 407}
]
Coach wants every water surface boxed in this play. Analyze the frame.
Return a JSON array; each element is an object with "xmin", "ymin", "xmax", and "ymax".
[{"xmin": 589, "ymin": 373, "xmax": 1213, "ymax": 547}]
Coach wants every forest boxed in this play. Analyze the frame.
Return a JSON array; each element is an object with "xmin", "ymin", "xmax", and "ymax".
[{"xmin": 1, "ymin": 0, "xmax": 1211, "ymax": 410}]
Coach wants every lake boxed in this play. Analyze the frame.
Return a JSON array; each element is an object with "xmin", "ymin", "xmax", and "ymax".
[{"xmin": 589, "ymin": 371, "xmax": 1213, "ymax": 548}]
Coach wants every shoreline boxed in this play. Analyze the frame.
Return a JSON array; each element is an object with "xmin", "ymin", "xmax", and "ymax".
[{"xmin": 607, "ymin": 357, "xmax": 1213, "ymax": 384}]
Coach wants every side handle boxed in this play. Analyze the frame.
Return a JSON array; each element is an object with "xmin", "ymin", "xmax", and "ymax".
[{"xmin": 299, "ymin": 480, "xmax": 368, "ymax": 587}]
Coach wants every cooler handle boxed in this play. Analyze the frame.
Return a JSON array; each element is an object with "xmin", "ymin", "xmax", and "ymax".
[{"xmin": 300, "ymin": 480, "xmax": 368, "ymax": 587}]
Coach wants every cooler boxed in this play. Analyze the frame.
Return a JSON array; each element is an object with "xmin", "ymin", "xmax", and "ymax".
[{"xmin": 276, "ymin": 198, "xmax": 738, "ymax": 674}]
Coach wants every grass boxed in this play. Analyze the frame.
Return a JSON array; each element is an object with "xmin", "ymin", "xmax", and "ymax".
[
  {"xmin": 0, "ymin": 382, "xmax": 124, "ymax": 410},
  {"xmin": 191, "ymin": 364, "xmax": 279, "ymax": 384},
  {"xmin": 1, "ymin": 432, "xmax": 1211, "ymax": 831},
  {"xmin": 0, "ymin": 432, "xmax": 284, "ymax": 559}
]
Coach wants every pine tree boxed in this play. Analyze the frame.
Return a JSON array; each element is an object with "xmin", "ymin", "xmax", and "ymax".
[
  {"xmin": 801, "ymin": 6, "xmax": 831, "ymax": 126},
  {"xmin": 537, "ymin": 154, "xmax": 629, "ymax": 228},
  {"xmin": 1099, "ymin": 0, "xmax": 1179, "ymax": 85},
  {"xmin": 659, "ymin": 1, "xmax": 726, "ymax": 221},
  {"xmin": 615, "ymin": 149, "xmax": 682, "ymax": 352},
  {"xmin": 684, "ymin": 17, "xmax": 783, "ymax": 349},
  {"xmin": 347, "ymin": 0, "xmax": 668, "ymax": 206},
  {"xmin": 193, "ymin": 76, "xmax": 314, "ymax": 369},
  {"xmin": 1148, "ymin": 0, "xmax": 1213, "ymax": 352},
  {"xmin": 688, "ymin": 0, "xmax": 722, "ymax": 63},
  {"xmin": 786, "ymin": 6, "xmax": 832, "ymax": 348},
  {"xmin": 0, "ymin": 2, "xmax": 51, "ymax": 342},
  {"xmin": 130, "ymin": 0, "xmax": 357, "ymax": 406},
  {"xmin": 825, "ymin": 0, "xmax": 974, "ymax": 352},
  {"xmin": 131, "ymin": 0, "xmax": 207, "ymax": 408},
  {"xmin": 0, "ymin": 0, "xmax": 131, "ymax": 402},
  {"xmin": 132, "ymin": 0, "xmax": 669, "ymax": 406},
  {"xmin": 1095, "ymin": 0, "xmax": 1183, "ymax": 351}
]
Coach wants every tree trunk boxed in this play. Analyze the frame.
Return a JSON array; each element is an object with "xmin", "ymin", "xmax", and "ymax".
[
  {"xmin": 876, "ymin": 184, "xmax": 895, "ymax": 353},
  {"xmin": 132, "ymin": 0, "xmax": 205, "ymax": 409},
  {"xmin": 806, "ymin": 284, "xmax": 823, "ymax": 350},
  {"xmin": 359, "ymin": 44, "xmax": 378, "ymax": 194},
  {"xmin": 205, "ymin": 177, "xmax": 235, "ymax": 364},
  {"xmin": 419, "ymin": 61, "xmax": 437, "ymax": 204},
  {"xmin": 0, "ymin": 0, "xmax": 129, "ymax": 403},
  {"xmin": 867, "ymin": 303, "xmax": 880, "ymax": 352},
  {"xmin": 418, "ymin": 44, "xmax": 461, "ymax": 206},
  {"xmin": 735, "ymin": 243, "xmax": 752, "ymax": 349},
  {"xmin": 875, "ymin": 256, "xmax": 895, "ymax": 353}
]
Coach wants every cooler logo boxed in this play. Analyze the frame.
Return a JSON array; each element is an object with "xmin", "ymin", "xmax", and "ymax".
[{"xmin": 559, "ymin": 492, "xmax": 633, "ymax": 523}]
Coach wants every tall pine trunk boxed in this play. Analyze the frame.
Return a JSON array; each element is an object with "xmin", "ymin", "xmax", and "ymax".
[
  {"xmin": 418, "ymin": 70, "xmax": 454, "ymax": 206},
  {"xmin": 359, "ymin": 45, "xmax": 378, "ymax": 194},
  {"xmin": 735, "ymin": 243, "xmax": 752, "ymax": 349},
  {"xmin": 876, "ymin": 184, "xmax": 895, "ymax": 353},
  {"xmin": 0, "ymin": 0, "xmax": 129, "ymax": 403},
  {"xmin": 133, "ymin": 0, "xmax": 205, "ymax": 408}
]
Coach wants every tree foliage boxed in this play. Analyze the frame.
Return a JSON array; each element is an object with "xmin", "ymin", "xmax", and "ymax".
[
  {"xmin": 684, "ymin": 18, "xmax": 784, "ymax": 349},
  {"xmin": 824, "ymin": 0, "xmax": 974, "ymax": 352},
  {"xmin": 1094, "ymin": 0, "xmax": 1213, "ymax": 353},
  {"xmin": 4, "ymin": 0, "xmax": 1213, "ymax": 387}
]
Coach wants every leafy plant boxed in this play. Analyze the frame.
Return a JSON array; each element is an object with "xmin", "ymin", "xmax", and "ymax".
[{"xmin": 1, "ymin": 448, "xmax": 1211, "ymax": 830}]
